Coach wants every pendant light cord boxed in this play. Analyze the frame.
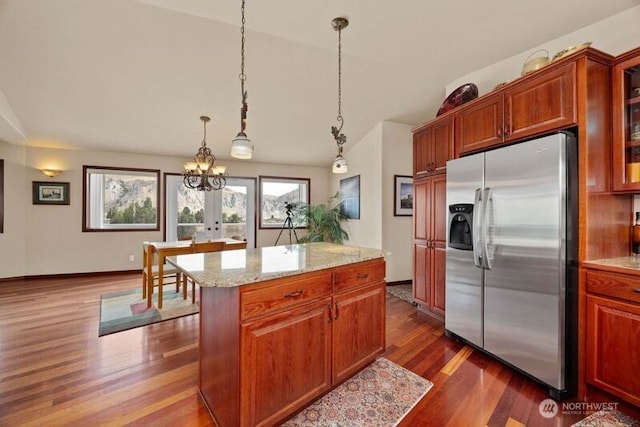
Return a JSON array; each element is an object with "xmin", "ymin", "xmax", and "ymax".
[
  {"xmin": 239, "ymin": 0, "xmax": 248, "ymax": 133},
  {"xmin": 337, "ymin": 26, "xmax": 342, "ymax": 125}
]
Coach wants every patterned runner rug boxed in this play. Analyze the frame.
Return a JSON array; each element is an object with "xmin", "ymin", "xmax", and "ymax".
[
  {"xmin": 98, "ymin": 284, "xmax": 199, "ymax": 336},
  {"xmin": 386, "ymin": 284, "xmax": 415, "ymax": 305},
  {"xmin": 282, "ymin": 357, "xmax": 432, "ymax": 426},
  {"xmin": 572, "ymin": 409, "xmax": 640, "ymax": 426}
]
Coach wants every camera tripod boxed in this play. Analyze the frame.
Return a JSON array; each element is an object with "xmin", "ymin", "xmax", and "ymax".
[{"xmin": 274, "ymin": 206, "xmax": 299, "ymax": 245}]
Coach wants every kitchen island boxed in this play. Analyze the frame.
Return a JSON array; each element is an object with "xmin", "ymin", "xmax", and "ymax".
[{"xmin": 168, "ymin": 242, "xmax": 386, "ymax": 427}]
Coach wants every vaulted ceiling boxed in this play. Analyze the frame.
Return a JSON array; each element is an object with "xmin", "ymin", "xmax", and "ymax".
[{"xmin": 0, "ymin": 0, "xmax": 638, "ymax": 167}]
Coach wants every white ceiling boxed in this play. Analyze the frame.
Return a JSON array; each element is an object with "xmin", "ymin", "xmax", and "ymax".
[{"xmin": 0, "ymin": 0, "xmax": 638, "ymax": 168}]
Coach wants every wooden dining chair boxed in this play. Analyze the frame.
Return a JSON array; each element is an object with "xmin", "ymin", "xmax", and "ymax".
[
  {"xmin": 182, "ymin": 241, "xmax": 226, "ymax": 303},
  {"xmin": 141, "ymin": 243, "xmax": 186, "ymax": 300}
]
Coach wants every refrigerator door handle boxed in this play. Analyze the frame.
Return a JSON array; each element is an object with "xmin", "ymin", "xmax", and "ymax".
[
  {"xmin": 482, "ymin": 187, "xmax": 493, "ymax": 270},
  {"xmin": 472, "ymin": 188, "xmax": 483, "ymax": 268}
]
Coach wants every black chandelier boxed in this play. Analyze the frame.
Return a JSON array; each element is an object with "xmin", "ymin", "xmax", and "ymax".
[{"xmin": 183, "ymin": 116, "xmax": 227, "ymax": 191}]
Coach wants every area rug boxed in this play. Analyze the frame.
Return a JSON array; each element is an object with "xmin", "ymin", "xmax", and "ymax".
[
  {"xmin": 98, "ymin": 284, "xmax": 199, "ymax": 336},
  {"xmin": 387, "ymin": 284, "xmax": 415, "ymax": 305},
  {"xmin": 282, "ymin": 357, "xmax": 433, "ymax": 426},
  {"xmin": 572, "ymin": 409, "xmax": 640, "ymax": 426}
]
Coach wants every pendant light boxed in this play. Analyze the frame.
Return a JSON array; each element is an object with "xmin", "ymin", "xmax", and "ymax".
[
  {"xmin": 183, "ymin": 116, "xmax": 227, "ymax": 191},
  {"xmin": 230, "ymin": 0, "xmax": 253, "ymax": 159},
  {"xmin": 331, "ymin": 17, "xmax": 348, "ymax": 174}
]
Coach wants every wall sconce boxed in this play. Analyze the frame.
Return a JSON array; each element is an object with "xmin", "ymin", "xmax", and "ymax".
[{"xmin": 41, "ymin": 169, "xmax": 63, "ymax": 178}]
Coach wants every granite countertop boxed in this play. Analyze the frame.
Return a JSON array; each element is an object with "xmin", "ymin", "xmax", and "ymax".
[
  {"xmin": 583, "ymin": 256, "xmax": 640, "ymax": 275},
  {"xmin": 166, "ymin": 242, "xmax": 385, "ymax": 288}
]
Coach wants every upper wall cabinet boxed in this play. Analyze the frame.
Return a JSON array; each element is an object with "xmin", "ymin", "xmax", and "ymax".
[
  {"xmin": 456, "ymin": 63, "xmax": 577, "ymax": 156},
  {"xmin": 612, "ymin": 47, "xmax": 640, "ymax": 192},
  {"xmin": 413, "ymin": 115, "xmax": 454, "ymax": 177}
]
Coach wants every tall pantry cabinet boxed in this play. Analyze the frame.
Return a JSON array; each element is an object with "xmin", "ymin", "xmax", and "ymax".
[{"xmin": 412, "ymin": 115, "xmax": 453, "ymax": 319}]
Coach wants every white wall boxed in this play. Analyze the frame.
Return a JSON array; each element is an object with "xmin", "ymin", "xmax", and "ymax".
[
  {"xmin": 331, "ymin": 120, "xmax": 414, "ymax": 283},
  {"xmin": 334, "ymin": 122, "xmax": 383, "ymax": 250},
  {"xmin": 446, "ymin": 6, "xmax": 640, "ymax": 97},
  {"xmin": 0, "ymin": 142, "xmax": 27, "ymax": 279},
  {"xmin": 0, "ymin": 143, "xmax": 330, "ymax": 278},
  {"xmin": 381, "ymin": 122, "xmax": 414, "ymax": 283}
]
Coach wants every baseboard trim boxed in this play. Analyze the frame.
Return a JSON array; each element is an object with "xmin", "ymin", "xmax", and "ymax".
[
  {"xmin": 386, "ymin": 280, "xmax": 412, "ymax": 286},
  {"xmin": 0, "ymin": 269, "xmax": 140, "ymax": 283}
]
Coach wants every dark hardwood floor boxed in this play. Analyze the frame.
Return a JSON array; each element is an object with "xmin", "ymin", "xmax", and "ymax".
[{"xmin": 0, "ymin": 273, "xmax": 638, "ymax": 426}]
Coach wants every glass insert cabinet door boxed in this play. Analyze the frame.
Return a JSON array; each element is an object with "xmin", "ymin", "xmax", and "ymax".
[
  {"xmin": 613, "ymin": 47, "xmax": 640, "ymax": 191},
  {"xmin": 165, "ymin": 175, "xmax": 255, "ymax": 248}
]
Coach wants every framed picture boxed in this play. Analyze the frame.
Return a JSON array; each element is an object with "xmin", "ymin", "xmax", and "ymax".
[
  {"xmin": 394, "ymin": 175, "xmax": 413, "ymax": 216},
  {"xmin": 340, "ymin": 175, "xmax": 360, "ymax": 219},
  {"xmin": 33, "ymin": 181, "xmax": 70, "ymax": 205}
]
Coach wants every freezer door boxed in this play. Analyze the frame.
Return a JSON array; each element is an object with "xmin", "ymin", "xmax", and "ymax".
[
  {"xmin": 483, "ymin": 133, "xmax": 567, "ymax": 389},
  {"xmin": 445, "ymin": 153, "xmax": 484, "ymax": 347}
]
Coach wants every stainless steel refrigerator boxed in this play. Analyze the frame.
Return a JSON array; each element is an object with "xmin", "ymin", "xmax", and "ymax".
[{"xmin": 445, "ymin": 132, "xmax": 577, "ymax": 399}]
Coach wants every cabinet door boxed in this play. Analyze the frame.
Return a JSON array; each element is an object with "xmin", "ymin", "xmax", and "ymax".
[
  {"xmin": 413, "ymin": 129, "xmax": 431, "ymax": 176},
  {"xmin": 413, "ymin": 243, "xmax": 429, "ymax": 306},
  {"xmin": 431, "ymin": 115, "xmax": 454, "ymax": 173},
  {"xmin": 612, "ymin": 48, "xmax": 640, "ymax": 192},
  {"xmin": 456, "ymin": 92, "xmax": 504, "ymax": 155},
  {"xmin": 586, "ymin": 294, "xmax": 640, "ymax": 407},
  {"xmin": 505, "ymin": 62, "xmax": 576, "ymax": 141},
  {"xmin": 240, "ymin": 298, "xmax": 332, "ymax": 426},
  {"xmin": 332, "ymin": 282, "xmax": 386, "ymax": 384},
  {"xmin": 413, "ymin": 178, "xmax": 431, "ymax": 240},
  {"xmin": 432, "ymin": 174, "xmax": 447, "ymax": 242},
  {"xmin": 431, "ymin": 242, "xmax": 447, "ymax": 317}
]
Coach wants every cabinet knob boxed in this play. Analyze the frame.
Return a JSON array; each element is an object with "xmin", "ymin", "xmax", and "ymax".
[
  {"xmin": 357, "ymin": 273, "xmax": 369, "ymax": 279},
  {"xmin": 632, "ymin": 288, "xmax": 640, "ymax": 293},
  {"xmin": 504, "ymin": 123, "xmax": 510, "ymax": 135},
  {"xmin": 497, "ymin": 127, "xmax": 502, "ymax": 138},
  {"xmin": 327, "ymin": 303, "xmax": 333, "ymax": 322},
  {"xmin": 334, "ymin": 302, "xmax": 340, "ymax": 320}
]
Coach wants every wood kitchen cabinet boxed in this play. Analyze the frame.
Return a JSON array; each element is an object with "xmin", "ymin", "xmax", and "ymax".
[
  {"xmin": 413, "ymin": 114, "xmax": 454, "ymax": 176},
  {"xmin": 198, "ymin": 256, "xmax": 386, "ymax": 427},
  {"xmin": 413, "ymin": 174, "xmax": 447, "ymax": 318},
  {"xmin": 612, "ymin": 46, "xmax": 640, "ymax": 192},
  {"xmin": 585, "ymin": 268, "xmax": 640, "ymax": 407},
  {"xmin": 456, "ymin": 62, "xmax": 576, "ymax": 155}
]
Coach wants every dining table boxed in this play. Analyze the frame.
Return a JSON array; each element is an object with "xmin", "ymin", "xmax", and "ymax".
[{"xmin": 143, "ymin": 238, "xmax": 247, "ymax": 308}]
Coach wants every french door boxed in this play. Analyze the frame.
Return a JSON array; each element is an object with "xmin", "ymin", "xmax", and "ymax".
[{"xmin": 165, "ymin": 175, "xmax": 256, "ymax": 248}]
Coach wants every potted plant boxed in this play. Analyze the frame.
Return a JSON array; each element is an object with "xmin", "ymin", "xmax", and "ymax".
[{"xmin": 295, "ymin": 192, "xmax": 349, "ymax": 244}]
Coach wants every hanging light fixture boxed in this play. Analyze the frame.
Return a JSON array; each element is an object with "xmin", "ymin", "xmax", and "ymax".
[
  {"xmin": 183, "ymin": 116, "xmax": 227, "ymax": 191},
  {"xmin": 331, "ymin": 17, "xmax": 349, "ymax": 174},
  {"xmin": 230, "ymin": 0, "xmax": 253, "ymax": 159}
]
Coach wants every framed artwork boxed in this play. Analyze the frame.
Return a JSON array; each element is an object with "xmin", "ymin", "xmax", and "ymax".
[
  {"xmin": 33, "ymin": 181, "xmax": 70, "ymax": 205},
  {"xmin": 394, "ymin": 175, "xmax": 413, "ymax": 216},
  {"xmin": 340, "ymin": 175, "xmax": 360, "ymax": 219}
]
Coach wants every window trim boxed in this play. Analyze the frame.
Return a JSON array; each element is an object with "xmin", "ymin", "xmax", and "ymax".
[
  {"xmin": 82, "ymin": 165, "xmax": 161, "ymax": 232},
  {"xmin": 258, "ymin": 175, "xmax": 310, "ymax": 230}
]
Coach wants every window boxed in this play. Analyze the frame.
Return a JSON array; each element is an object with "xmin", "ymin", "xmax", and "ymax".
[
  {"xmin": 83, "ymin": 166, "xmax": 160, "ymax": 231},
  {"xmin": 164, "ymin": 173, "xmax": 256, "ymax": 247},
  {"xmin": 259, "ymin": 176, "xmax": 310, "ymax": 229}
]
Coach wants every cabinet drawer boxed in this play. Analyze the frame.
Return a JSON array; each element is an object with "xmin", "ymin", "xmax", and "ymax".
[
  {"xmin": 334, "ymin": 260, "xmax": 385, "ymax": 293},
  {"xmin": 241, "ymin": 272, "xmax": 332, "ymax": 321},
  {"xmin": 586, "ymin": 270, "xmax": 640, "ymax": 304}
]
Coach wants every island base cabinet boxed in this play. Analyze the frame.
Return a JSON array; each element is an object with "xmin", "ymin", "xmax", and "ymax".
[
  {"xmin": 332, "ymin": 281, "xmax": 386, "ymax": 384},
  {"xmin": 197, "ymin": 258, "xmax": 386, "ymax": 427},
  {"xmin": 586, "ymin": 295, "xmax": 640, "ymax": 407},
  {"xmin": 240, "ymin": 298, "xmax": 332, "ymax": 427}
]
